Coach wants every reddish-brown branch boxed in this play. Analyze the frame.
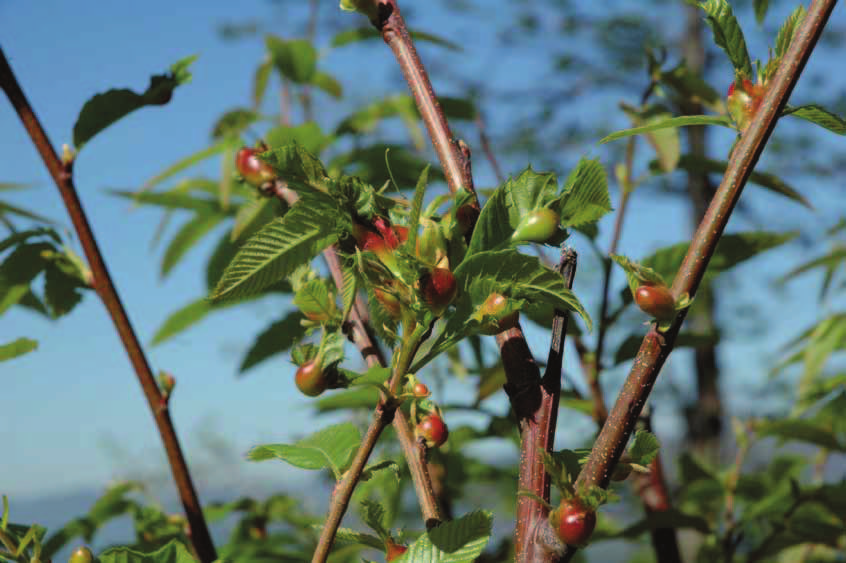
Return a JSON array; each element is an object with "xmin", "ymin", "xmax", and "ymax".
[
  {"xmin": 498, "ymin": 248, "xmax": 576, "ymax": 563},
  {"xmin": 371, "ymin": 0, "xmax": 477, "ymax": 203},
  {"xmin": 560, "ymin": 2, "xmax": 837, "ymax": 559},
  {"xmin": 0, "ymin": 47, "xmax": 217, "ymax": 562}
]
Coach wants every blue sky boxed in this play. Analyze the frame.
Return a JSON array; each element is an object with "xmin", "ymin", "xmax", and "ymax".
[{"xmin": 1, "ymin": 0, "xmax": 844, "ymax": 531}]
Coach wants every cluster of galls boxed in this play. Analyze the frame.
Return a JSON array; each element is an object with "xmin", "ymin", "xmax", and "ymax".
[{"xmin": 352, "ymin": 215, "xmax": 457, "ymax": 320}]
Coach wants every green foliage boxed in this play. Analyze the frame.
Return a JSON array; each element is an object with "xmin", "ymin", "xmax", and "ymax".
[
  {"xmin": 239, "ymin": 311, "xmax": 307, "ymax": 372},
  {"xmin": 627, "ymin": 430, "xmax": 660, "ymax": 466},
  {"xmin": 392, "ymin": 511, "xmax": 493, "ymax": 562},
  {"xmin": 248, "ymin": 423, "xmax": 361, "ymax": 480},
  {"xmin": 599, "ymin": 114, "xmax": 733, "ymax": 144},
  {"xmin": 775, "ymin": 5, "xmax": 806, "ymax": 60},
  {"xmin": 698, "ymin": 0, "xmax": 754, "ymax": 79},
  {"xmin": 0, "ymin": 337, "xmax": 37, "ymax": 362},
  {"xmin": 73, "ymin": 55, "xmax": 196, "ymax": 150},
  {"xmin": 468, "ymin": 161, "xmax": 611, "ymax": 256},
  {"xmin": 782, "ymin": 104, "xmax": 846, "ymax": 135},
  {"xmin": 97, "ymin": 539, "xmax": 194, "ymax": 562},
  {"xmin": 211, "ymin": 190, "xmax": 340, "ymax": 302},
  {"xmin": 656, "ymin": 154, "xmax": 812, "ymax": 208}
]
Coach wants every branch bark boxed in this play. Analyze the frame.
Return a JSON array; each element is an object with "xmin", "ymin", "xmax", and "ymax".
[
  {"xmin": 561, "ymin": 1, "xmax": 837, "ymax": 559},
  {"xmin": 0, "ymin": 46, "xmax": 217, "ymax": 563},
  {"xmin": 499, "ymin": 248, "xmax": 577, "ymax": 563},
  {"xmin": 370, "ymin": 0, "xmax": 477, "ymax": 203}
]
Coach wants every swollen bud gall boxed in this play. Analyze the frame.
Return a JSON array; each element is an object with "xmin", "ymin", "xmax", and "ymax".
[
  {"xmin": 634, "ymin": 284, "xmax": 676, "ymax": 321},
  {"xmin": 511, "ymin": 208, "xmax": 560, "ymax": 243}
]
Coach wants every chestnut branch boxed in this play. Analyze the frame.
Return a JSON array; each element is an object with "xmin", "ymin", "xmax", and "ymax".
[{"xmin": 0, "ymin": 46, "xmax": 217, "ymax": 563}]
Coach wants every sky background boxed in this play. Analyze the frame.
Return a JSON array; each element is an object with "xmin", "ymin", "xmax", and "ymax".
[{"xmin": 1, "ymin": 0, "xmax": 845, "ymax": 557}]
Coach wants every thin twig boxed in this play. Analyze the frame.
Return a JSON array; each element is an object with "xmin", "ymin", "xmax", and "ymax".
[
  {"xmin": 310, "ymin": 323, "xmax": 428, "ymax": 563},
  {"xmin": 590, "ymin": 137, "xmax": 635, "ymax": 425},
  {"xmin": 560, "ymin": 2, "xmax": 837, "ymax": 559},
  {"xmin": 500, "ymin": 248, "xmax": 577, "ymax": 563},
  {"xmin": 370, "ymin": 0, "xmax": 476, "ymax": 202},
  {"xmin": 273, "ymin": 186, "xmax": 442, "ymax": 560},
  {"xmin": 0, "ymin": 46, "xmax": 217, "ymax": 562},
  {"xmin": 476, "ymin": 111, "xmax": 505, "ymax": 184}
]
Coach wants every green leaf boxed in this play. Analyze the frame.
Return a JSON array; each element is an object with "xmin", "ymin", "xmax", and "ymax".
[
  {"xmin": 467, "ymin": 167, "xmax": 559, "ymax": 255},
  {"xmin": 753, "ymin": 0, "xmax": 770, "ymax": 24},
  {"xmin": 621, "ymin": 104, "xmax": 680, "ymax": 172},
  {"xmin": 110, "ymin": 185, "xmax": 230, "ymax": 214},
  {"xmin": 161, "ymin": 213, "xmax": 224, "ymax": 277},
  {"xmin": 98, "ymin": 539, "xmax": 195, "ymax": 562},
  {"xmin": 782, "ymin": 104, "xmax": 846, "ymax": 135},
  {"xmin": 331, "ymin": 527, "xmax": 384, "ymax": 550},
  {"xmin": 73, "ymin": 55, "xmax": 197, "ymax": 149},
  {"xmin": 0, "ymin": 242, "xmax": 53, "ymax": 314},
  {"xmin": 558, "ymin": 158, "xmax": 612, "ymax": 228},
  {"xmin": 239, "ymin": 312, "xmax": 307, "ymax": 372},
  {"xmin": 775, "ymin": 5, "xmax": 806, "ymax": 59},
  {"xmin": 454, "ymin": 249, "xmax": 591, "ymax": 331},
  {"xmin": 247, "ymin": 422, "xmax": 361, "ymax": 479},
  {"xmin": 599, "ymin": 115, "xmax": 733, "ymax": 144},
  {"xmin": 657, "ymin": 154, "xmax": 812, "ymax": 209},
  {"xmin": 266, "ymin": 35, "xmax": 316, "ymax": 83},
  {"xmin": 211, "ymin": 190, "xmax": 339, "ymax": 302},
  {"xmin": 0, "ymin": 227, "xmax": 60, "ymax": 254},
  {"xmin": 340, "ymin": 263, "xmax": 357, "ymax": 322},
  {"xmin": 44, "ymin": 261, "xmax": 86, "ymax": 317},
  {"xmin": 0, "ymin": 200, "xmax": 55, "ymax": 224},
  {"xmin": 628, "ymin": 430, "xmax": 660, "ymax": 465},
  {"xmin": 265, "ymin": 123, "xmax": 331, "ymax": 156},
  {"xmin": 252, "ymin": 57, "xmax": 273, "ymax": 109},
  {"xmin": 312, "ymin": 71, "xmax": 343, "ymax": 99},
  {"xmin": 406, "ymin": 165, "xmax": 430, "ymax": 250},
  {"xmin": 610, "ymin": 254, "xmax": 667, "ymax": 292},
  {"xmin": 0, "ymin": 338, "xmax": 37, "ymax": 362},
  {"xmin": 658, "ymin": 61, "xmax": 723, "ymax": 113},
  {"xmin": 698, "ymin": 0, "xmax": 753, "ymax": 78},
  {"xmin": 152, "ymin": 298, "xmax": 214, "ymax": 345},
  {"xmin": 293, "ymin": 279, "xmax": 336, "ymax": 322},
  {"xmin": 360, "ymin": 499, "xmax": 389, "ymax": 539},
  {"xmin": 210, "ymin": 107, "xmax": 260, "ymax": 140},
  {"xmin": 756, "ymin": 418, "xmax": 844, "ymax": 451},
  {"xmin": 316, "ymin": 387, "xmax": 379, "ymax": 412},
  {"xmin": 258, "ymin": 143, "xmax": 330, "ymax": 193},
  {"xmin": 397, "ymin": 511, "xmax": 492, "ymax": 562},
  {"xmin": 230, "ymin": 193, "xmax": 279, "ymax": 242},
  {"xmin": 142, "ymin": 143, "xmax": 226, "ymax": 191}
]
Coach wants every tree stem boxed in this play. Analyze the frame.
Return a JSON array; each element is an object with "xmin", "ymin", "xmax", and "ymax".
[
  {"xmin": 0, "ymin": 46, "xmax": 217, "ymax": 563},
  {"xmin": 560, "ymin": 1, "xmax": 837, "ymax": 559}
]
